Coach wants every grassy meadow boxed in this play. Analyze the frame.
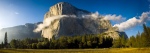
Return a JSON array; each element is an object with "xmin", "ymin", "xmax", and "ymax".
[{"xmin": 0, "ymin": 48, "xmax": 150, "ymax": 53}]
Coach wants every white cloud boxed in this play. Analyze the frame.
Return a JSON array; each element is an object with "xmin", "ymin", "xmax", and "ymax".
[
  {"xmin": 34, "ymin": 12, "xmax": 127, "ymax": 32},
  {"xmin": 81, "ymin": 11, "xmax": 100, "ymax": 19},
  {"xmin": 104, "ymin": 14, "xmax": 126, "ymax": 22},
  {"xmin": 113, "ymin": 12, "xmax": 150, "ymax": 31},
  {"xmin": 82, "ymin": 12, "xmax": 126, "ymax": 22},
  {"xmin": 34, "ymin": 15, "xmax": 69, "ymax": 32},
  {"xmin": 34, "ymin": 11, "xmax": 150, "ymax": 34}
]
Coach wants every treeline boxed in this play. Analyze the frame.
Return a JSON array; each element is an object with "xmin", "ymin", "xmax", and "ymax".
[
  {"xmin": 126, "ymin": 24, "xmax": 150, "ymax": 48},
  {"xmin": 3, "ymin": 34, "xmax": 114, "ymax": 49},
  {"xmin": 0, "ymin": 24, "xmax": 150, "ymax": 49},
  {"xmin": 113, "ymin": 24, "xmax": 150, "ymax": 48},
  {"xmin": 49, "ymin": 35, "xmax": 113, "ymax": 49}
]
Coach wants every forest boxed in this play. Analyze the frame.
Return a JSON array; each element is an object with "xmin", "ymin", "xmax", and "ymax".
[{"xmin": 0, "ymin": 24, "xmax": 150, "ymax": 49}]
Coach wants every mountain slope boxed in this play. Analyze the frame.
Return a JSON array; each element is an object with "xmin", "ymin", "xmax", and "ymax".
[{"xmin": 0, "ymin": 22, "xmax": 42, "ymax": 42}]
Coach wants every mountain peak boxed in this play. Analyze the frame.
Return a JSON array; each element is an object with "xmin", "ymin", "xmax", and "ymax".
[
  {"xmin": 56, "ymin": 2, "xmax": 71, "ymax": 5},
  {"xmin": 54, "ymin": 2, "xmax": 75, "ymax": 8},
  {"xmin": 44, "ymin": 2, "xmax": 90, "ymax": 19}
]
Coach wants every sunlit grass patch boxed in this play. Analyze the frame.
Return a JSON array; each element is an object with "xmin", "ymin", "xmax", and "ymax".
[{"xmin": 0, "ymin": 48, "xmax": 150, "ymax": 53}]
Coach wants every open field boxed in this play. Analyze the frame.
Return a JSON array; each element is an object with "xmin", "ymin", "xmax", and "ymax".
[{"xmin": 0, "ymin": 48, "xmax": 150, "ymax": 53}]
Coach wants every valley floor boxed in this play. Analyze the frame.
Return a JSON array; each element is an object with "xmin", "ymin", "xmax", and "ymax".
[{"xmin": 0, "ymin": 48, "xmax": 150, "ymax": 53}]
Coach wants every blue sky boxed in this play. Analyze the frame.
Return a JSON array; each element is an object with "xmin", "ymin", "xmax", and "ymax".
[{"xmin": 0, "ymin": 0, "xmax": 150, "ymax": 37}]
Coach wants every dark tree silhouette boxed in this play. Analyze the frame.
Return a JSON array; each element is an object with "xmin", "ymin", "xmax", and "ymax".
[{"xmin": 4, "ymin": 32, "xmax": 8, "ymax": 48}]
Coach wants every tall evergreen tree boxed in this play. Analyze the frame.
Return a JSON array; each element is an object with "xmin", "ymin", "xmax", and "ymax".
[
  {"xmin": 4, "ymin": 32, "xmax": 8, "ymax": 47},
  {"xmin": 121, "ymin": 35, "xmax": 126, "ymax": 47},
  {"xmin": 142, "ymin": 24, "xmax": 150, "ymax": 47},
  {"xmin": 143, "ymin": 24, "xmax": 149, "ymax": 36},
  {"xmin": 135, "ymin": 32, "xmax": 141, "ymax": 47}
]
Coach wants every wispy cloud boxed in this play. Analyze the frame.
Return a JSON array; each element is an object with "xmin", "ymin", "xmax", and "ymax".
[
  {"xmin": 34, "ymin": 12, "xmax": 128, "ymax": 33},
  {"xmin": 14, "ymin": 12, "xmax": 19, "ymax": 14},
  {"xmin": 113, "ymin": 12, "xmax": 150, "ymax": 31},
  {"xmin": 104, "ymin": 14, "xmax": 126, "ymax": 22},
  {"xmin": 34, "ymin": 15, "xmax": 69, "ymax": 32}
]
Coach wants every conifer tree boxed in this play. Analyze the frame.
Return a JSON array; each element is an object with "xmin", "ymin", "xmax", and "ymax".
[
  {"xmin": 142, "ymin": 24, "xmax": 150, "ymax": 47},
  {"xmin": 4, "ymin": 32, "xmax": 8, "ymax": 48}
]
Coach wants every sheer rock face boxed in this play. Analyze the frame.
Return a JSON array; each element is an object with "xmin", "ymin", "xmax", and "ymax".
[
  {"xmin": 44, "ymin": 2, "xmax": 90, "ymax": 19},
  {"xmin": 42, "ymin": 2, "xmax": 127, "ymax": 39}
]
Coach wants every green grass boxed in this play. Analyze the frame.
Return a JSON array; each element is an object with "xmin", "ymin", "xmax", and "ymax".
[{"xmin": 0, "ymin": 48, "xmax": 150, "ymax": 53}]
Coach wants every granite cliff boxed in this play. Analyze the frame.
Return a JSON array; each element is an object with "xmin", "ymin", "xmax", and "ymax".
[
  {"xmin": 0, "ymin": 2, "xmax": 127, "ymax": 43},
  {"xmin": 41, "ymin": 2, "xmax": 128, "ymax": 39}
]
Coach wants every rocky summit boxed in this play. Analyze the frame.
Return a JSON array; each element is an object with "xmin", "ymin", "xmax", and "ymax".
[{"xmin": 42, "ymin": 2, "xmax": 128, "ymax": 39}]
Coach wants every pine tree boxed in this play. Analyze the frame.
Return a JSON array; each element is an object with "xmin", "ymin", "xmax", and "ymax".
[
  {"xmin": 143, "ymin": 24, "xmax": 149, "ymax": 36},
  {"xmin": 4, "ymin": 32, "xmax": 8, "ymax": 48},
  {"xmin": 135, "ymin": 32, "xmax": 141, "ymax": 47},
  {"xmin": 10, "ymin": 39, "xmax": 17, "ymax": 48},
  {"xmin": 142, "ymin": 24, "xmax": 150, "ymax": 47},
  {"xmin": 112, "ymin": 37, "xmax": 121, "ymax": 48},
  {"xmin": 121, "ymin": 35, "xmax": 126, "ymax": 47},
  {"xmin": 1, "ymin": 42, "xmax": 4, "ymax": 48},
  {"xmin": 129, "ymin": 36, "xmax": 136, "ymax": 47}
]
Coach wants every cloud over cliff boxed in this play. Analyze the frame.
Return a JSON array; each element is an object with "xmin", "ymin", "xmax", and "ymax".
[
  {"xmin": 34, "ymin": 11, "xmax": 150, "ymax": 32},
  {"xmin": 34, "ymin": 15, "xmax": 68, "ymax": 32},
  {"xmin": 33, "ymin": 12, "xmax": 124, "ymax": 32}
]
